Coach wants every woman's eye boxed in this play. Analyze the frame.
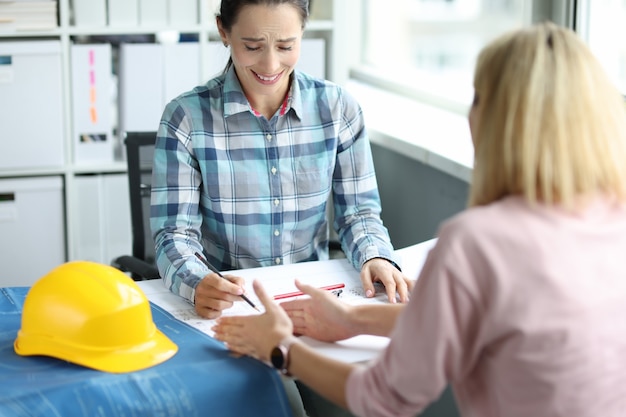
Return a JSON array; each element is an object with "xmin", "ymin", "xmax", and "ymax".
[
  {"xmin": 245, "ymin": 45, "xmax": 260, "ymax": 51},
  {"xmin": 279, "ymin": 46, "xmax": 293, "ymax": 51}
]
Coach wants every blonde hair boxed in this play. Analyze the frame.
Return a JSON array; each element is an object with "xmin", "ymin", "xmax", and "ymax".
[{"xmin": 469, "ymin": 21, "xmax": 626, "ymax": 209}]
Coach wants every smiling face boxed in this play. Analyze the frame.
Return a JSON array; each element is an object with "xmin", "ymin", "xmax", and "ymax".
[{"xmin": 218, "ymin": 4, "xmax": 303, "ymax": 113}]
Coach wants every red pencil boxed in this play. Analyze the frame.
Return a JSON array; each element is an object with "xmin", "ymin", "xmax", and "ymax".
[{"xmin": 273, "ymin": 283, "xmax": 345, "ymax": 300}]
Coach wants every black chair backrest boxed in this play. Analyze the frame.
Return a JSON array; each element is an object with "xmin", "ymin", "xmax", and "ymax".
[{"xmin": 125, "ymin": 131, "xmax": 157, "ymax": 264}]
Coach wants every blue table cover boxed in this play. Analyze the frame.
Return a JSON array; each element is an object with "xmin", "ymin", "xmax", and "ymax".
[{"xmin": 0, "ymin": 287, "xmax": 293, "ymax": 417}]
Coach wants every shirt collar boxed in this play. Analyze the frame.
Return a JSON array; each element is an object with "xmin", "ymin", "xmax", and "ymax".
[{"xmin": 222, "ymin": 67, "xmax": 303, "ymax": 120}]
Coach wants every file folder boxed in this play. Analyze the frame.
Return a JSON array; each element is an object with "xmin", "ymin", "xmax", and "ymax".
[
  {"xmin": 168, "ymin": 0, "xmax": 197, "ymax": 25},
  {"xmin": 0, "ymin": 41, "xmax": 64, "ymax": 170},
  {"xmin": 108, "ymin": 0, "xmax": 139, "ymax": 27},
  {"xmin": 118, "ymin": 43, "xmax": 164, "ymax": 134},
  {"xmin": 163, "ymin": 42, "xmax": 201, "ymax": 101},
  {"xmin": 73, "ymin": 0, "xmax": 106, "ymax": 27},
  {"xmin": 0, "ymin": 176, "xmax": 64, "ymax": 286},
  {"xmin": 139, "ymin": 0, "xmax": 167, "ymax": 26},
  {"xmin": 71, "ymin": 43, "xmax": 114, "ymax": 164},
  {"xmin": 74, "ymin": 174, "xmax": 131, "ymax": 264}
]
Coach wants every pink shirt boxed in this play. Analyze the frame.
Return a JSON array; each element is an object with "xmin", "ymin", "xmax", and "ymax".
[{"xmin": 346, "ymin": 196, "xmax": 626, "ymax": 417}]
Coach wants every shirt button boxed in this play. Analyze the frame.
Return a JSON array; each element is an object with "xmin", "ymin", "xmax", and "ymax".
[
  {"xmin": 275, "ymin": 257, "xmax": 281, "ymax": 265},
  {"xmin": 266, "ymin": 134, "xmax": 272, "ymax": 141},
  {"xmin": 271, "ymin": 167, "xmax": 277, "ymax": 175},
  {"xmin": 274, "ymin": 199, "xmax": 280, "ymax": 206},
  {"xmin": 274, "ymin": 229, "xmax": 280, "ymax": 236}
]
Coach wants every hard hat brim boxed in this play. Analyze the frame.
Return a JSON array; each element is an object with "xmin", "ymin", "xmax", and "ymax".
[{"xmin": 15, "ymin": 328, "xmax": 178, "ymax": 374}]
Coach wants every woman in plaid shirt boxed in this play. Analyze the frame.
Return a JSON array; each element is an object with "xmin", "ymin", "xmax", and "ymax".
[{"xmin": 150, "ymin": 0, "xmax": 411, "ymax": 322}]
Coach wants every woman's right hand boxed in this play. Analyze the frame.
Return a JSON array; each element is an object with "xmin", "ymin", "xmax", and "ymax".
[
  {"xmin": 194, "ymin": 273, "xmax": 246, "ymax": 319},
  {"xmin": 280, "ymin": 280, "xmax": 357, "ymax": 342}
]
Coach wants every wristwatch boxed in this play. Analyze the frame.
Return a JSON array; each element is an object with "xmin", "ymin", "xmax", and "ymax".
[{"xmin": 270, "ymin": 336, "xmax": 299, "ymax": 376}]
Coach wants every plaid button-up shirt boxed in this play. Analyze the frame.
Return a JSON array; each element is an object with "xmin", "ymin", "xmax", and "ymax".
[{"xmin": 151, "ymin": 67, "xmax": 398, "ymax": 303}]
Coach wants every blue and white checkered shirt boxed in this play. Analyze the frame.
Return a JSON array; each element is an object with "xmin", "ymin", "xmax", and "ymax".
[{"xmin": 151, "ymin": 67, "xmax": 398, "ymax": 303}]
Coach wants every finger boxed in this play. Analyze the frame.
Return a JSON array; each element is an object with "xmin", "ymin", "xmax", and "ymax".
[
  {"xmin": 293, "ymin": 279, "xmax": 323, "ymax": 297},
  {"xmin": 215, "ymin": 315, "xmax": 246, "ymax": 327},
  {"xmin": 226, "ymin": 341, "xmax": 258, "ymax": 358},
  {"xmin": 223, "ymin": 274, "xmax": 245, "ymax": 287},
  {"xmin": 383, "ymin": 279, "xmax": 398, "ymax": 304},
  {"xmin": 286, "ymin": 311, "xmax": 306, "ymax": 329},
  {"xmin": 292, "ymin": 324, "xmax": 307, "ymax": 335},
  {"xmin": 280, "ymin": 296, "xmax": 313, "ymax": 312},
  {"xmin": 196, "ymin": 305, "xmax": 223, "ymax": 319},
  {"xmin": 252, "ymin": 279, "xmax": 276, "ymax": 309},
  {"xmin": 359, "ymin": 268, "xmax": 376, "ymax": 298},
  {"xmin": 195, "ymin": 294, "xmax": 235, "ymax": 313},
  {"xmin": 214, "ymin": 328, "xmax": 246, "ymax": 349},
  {"xmin": 394, "ymin": 275, "xmax": 409, "ymax": 303},
  {"xmin": 208, "ymin": 273, "xmax": 244, "ymax": 296},
  {"xmin": 213, "ymin": 322, "xmax": 246, "ymax": 344},
  {"xmin": 396, "ymin": 285, "xmax": 409, "ymax": 304},
  {"xmin": 406, "ymin": 276, "xmax": 416, "ymax": 293}
]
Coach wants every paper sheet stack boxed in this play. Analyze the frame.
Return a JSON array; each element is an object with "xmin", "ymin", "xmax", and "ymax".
[{"xmin": 0, "ymin": 0, "xmax": 57, "ymax": 32}]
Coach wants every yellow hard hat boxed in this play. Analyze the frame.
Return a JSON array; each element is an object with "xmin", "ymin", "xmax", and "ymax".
[{"xmin": 14, "ymin": 261, "xmax": 178, "ymax": 373}]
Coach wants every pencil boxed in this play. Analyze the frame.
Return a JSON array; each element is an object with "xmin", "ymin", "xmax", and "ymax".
[{"xmin": 193, "ymin": 252, "xmax": 260, "ymax": 312}]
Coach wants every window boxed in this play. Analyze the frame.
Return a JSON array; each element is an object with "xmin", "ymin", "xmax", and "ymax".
[
  {"xmin": 576, "ymin": 0, "xmax": 626, "ymax": 95},
  {"xmin": 353, "ymin": 0, "xmax": 575, "ymax": 113}
]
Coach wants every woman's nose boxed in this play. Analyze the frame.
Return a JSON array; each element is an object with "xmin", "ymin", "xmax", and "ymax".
[{"xmin": 258, "ymin": 48, "xmax": 280, "ymax": 74}]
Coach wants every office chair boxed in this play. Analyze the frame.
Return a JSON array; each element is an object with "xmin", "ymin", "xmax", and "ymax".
[{"xmin": 111, "ymin": 131, "xmax": 160, "ymax": 280}]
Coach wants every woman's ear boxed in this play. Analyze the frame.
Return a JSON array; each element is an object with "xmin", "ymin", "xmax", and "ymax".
[{"xmin": 216, "ymin": 17, "xmax": 229, "ymax": 47}]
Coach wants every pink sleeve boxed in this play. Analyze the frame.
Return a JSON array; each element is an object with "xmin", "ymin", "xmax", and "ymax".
[{"xmin": 346, "ymin": 227, "xmax": 486, "ymax": 417}]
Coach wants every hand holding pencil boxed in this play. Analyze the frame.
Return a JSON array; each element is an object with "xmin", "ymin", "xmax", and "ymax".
[{"xmin": 192, "ymin": 252, "xmax": 260, "ymax": 319}]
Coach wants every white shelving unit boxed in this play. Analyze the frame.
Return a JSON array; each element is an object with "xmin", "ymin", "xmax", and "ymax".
[{"xmin": 0, "ymin": 0, "xmax": 343, "ymax": 276}]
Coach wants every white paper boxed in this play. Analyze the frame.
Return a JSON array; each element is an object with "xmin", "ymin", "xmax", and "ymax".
[{"xmin": 137, "ymin": 239, "xmax": 437, "ymax": 363}]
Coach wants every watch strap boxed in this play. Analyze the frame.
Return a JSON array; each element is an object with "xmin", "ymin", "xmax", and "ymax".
[{"xmin": 272, "ymin": 335, "xmax": 299, "ymax": 376}]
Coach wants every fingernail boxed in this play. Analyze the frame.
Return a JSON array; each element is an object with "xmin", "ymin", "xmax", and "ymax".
[{"xmin": 366, "ymin": 290, "xmax": 373, "ymax": 297}]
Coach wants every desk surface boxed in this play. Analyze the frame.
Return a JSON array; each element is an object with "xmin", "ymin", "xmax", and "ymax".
[
  {"xmin": 139, "ymin": 239, "xmax": 437, "ymax": 364},
  {"xmin": 0, "ymin": 287, "xmax": 293, "ymax": 417}
]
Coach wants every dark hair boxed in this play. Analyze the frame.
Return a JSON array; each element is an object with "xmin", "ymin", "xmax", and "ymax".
[{"xmin": 217, "ymin": 0, "xmax": 310, "ymax": 73}]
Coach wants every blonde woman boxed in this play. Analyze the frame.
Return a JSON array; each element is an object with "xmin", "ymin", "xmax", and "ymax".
[{"xmin": 213, "ymin": 22, "xmax": 626, "ymax": 417}]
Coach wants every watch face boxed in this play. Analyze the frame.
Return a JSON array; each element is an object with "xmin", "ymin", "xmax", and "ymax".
[{"xmin": 270, "ymin": 346, "xmax": 285, "ymax": 370}]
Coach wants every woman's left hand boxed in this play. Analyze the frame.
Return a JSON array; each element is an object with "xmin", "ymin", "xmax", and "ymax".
[
  {"xmin": 361, "ymin": 258, "xmax": 414, "ymax": 303},
  {"xmin": 212, "ymin": 280, "xmax": 291, "ymax": 362}
]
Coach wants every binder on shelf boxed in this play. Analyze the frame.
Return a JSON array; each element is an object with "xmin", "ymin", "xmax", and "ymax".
[
  {"xmin": 118, "ymin": 43, "xmax": 164, "ymax": 134},
  {"xmin": 72, "ymin": 0, "xmax": 106, "ymax": 27},
  {"xmin": 107, "ymin": 0, "xmax": 139, "ymax": 27},
  {"xmin": 0, "ymin": 40, "xmax": 64, "ymax": 170},
  {"xmin": 163, "ymin": 42, "xmax": 200, "ymax": 102},
  {"xmin": 71, "ymin": 43, "xmax": 114, "ymax": 165},
  {"xmin": 118, "ymin": 42, "xmax": 201, "ymax": 136},
  {"xmin": 168, "ymin": 0, "xmax": 197, "ymax": 26},
  {"xmin": 0, "ymin": 176, "xmax": 65, "ymax": 287},
  {"xmin": 139, "ymin": 0, "xmax": 167, "ymax": 26},
  {"xmin": 73, "ymin": 174, "xmax": 132, "ymax": 265}
]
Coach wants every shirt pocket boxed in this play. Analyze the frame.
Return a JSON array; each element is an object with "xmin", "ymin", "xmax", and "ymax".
[{"xmin": 292, "ymin": 153, "xmax": 334, "ymax": 210}]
